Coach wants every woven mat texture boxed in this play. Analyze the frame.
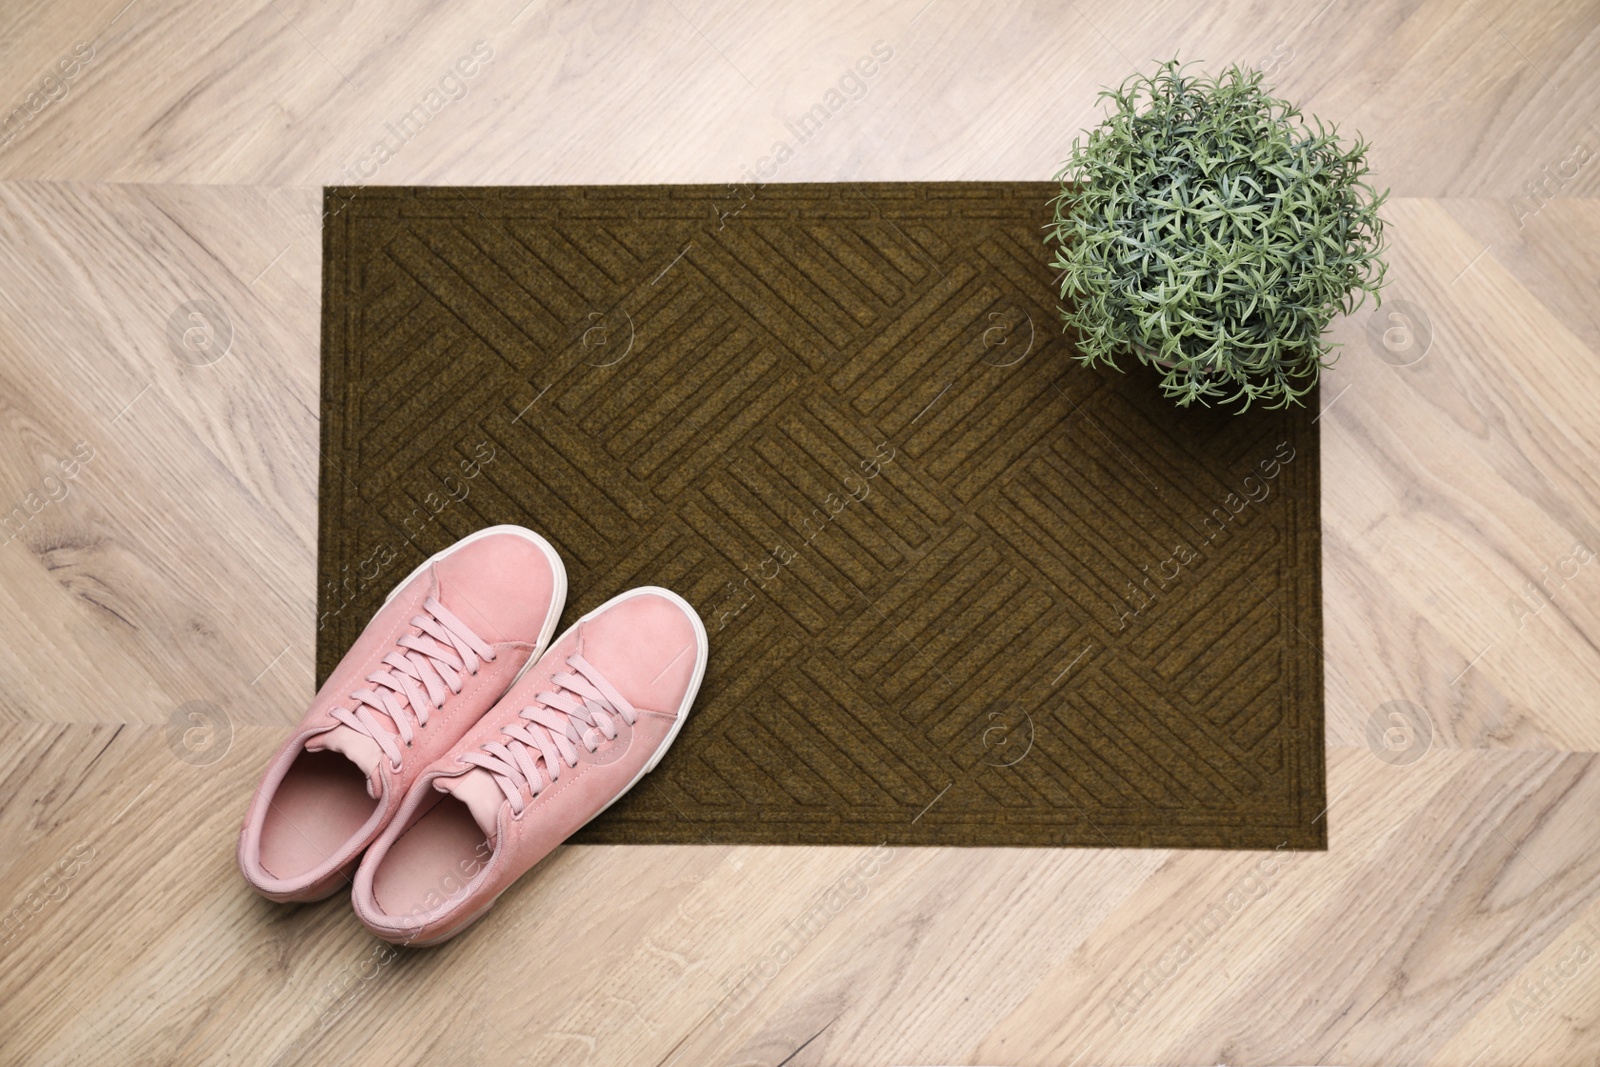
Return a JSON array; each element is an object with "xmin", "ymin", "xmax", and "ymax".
[{"xmin": 316, "ymin": 182, "xmax": 1325, "ymax": 849}]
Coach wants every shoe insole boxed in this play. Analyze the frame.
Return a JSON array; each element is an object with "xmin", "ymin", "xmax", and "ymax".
[
  {"xmin": 372, "ymin": 796, "xmax": 490, "ymax": 920},
  {"xmin": 259, "ymin": 750, "xmax": 376, "ymax": 880}
]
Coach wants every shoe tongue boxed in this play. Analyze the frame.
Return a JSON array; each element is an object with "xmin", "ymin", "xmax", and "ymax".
[
  {"xmin": 306, "ymin": 726, "xmax": 385, "ymax": 800},
  {"xmin": 435, "ymin": 769, "xmax": 504, "ymax": 842}
]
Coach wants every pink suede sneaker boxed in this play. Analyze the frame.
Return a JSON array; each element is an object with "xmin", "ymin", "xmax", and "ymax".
[
  {"xmin": 238, "ymin": 526, "xmax": 567, "ymax": 903},
  {"xmin": 351, "ymin": 587, "xmax": 707, "ymax": 945}
]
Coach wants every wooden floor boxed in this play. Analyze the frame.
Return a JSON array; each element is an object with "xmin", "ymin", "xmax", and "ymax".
[{"xmin": 2, "ymin": 1, "xmax": 1599, "ymax": 1064}]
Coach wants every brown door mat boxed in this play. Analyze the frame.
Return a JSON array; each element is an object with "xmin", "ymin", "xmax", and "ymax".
[{"xmin": 317, "ymin": 182, "xmax": 1325, "ymax": 850}]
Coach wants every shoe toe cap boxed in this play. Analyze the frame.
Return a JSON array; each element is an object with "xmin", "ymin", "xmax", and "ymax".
[
  {"xmin": 432, "ymin": 529, "xmax": 562, "ymax": 644},
  {"xmin": 583, "ymin": 590, "xmax": 704, "ymax": 711}
]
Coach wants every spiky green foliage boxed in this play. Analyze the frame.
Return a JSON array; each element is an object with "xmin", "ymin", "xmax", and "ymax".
[{"xmin": 1046, "ymin": 60, "xmax": 1388, "ymax": 410}]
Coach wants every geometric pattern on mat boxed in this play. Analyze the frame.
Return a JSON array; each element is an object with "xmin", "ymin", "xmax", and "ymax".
[{"xmin": 317, "ymin": 183, "xmax": 1324, "ymax": 849}]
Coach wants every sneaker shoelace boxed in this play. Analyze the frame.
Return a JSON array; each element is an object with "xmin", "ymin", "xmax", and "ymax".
[
  {"xmin": 459, "ymin": 653, "xmax": 637, "ymax": 815},
  {"xmin": 331, "ymin": 596, "xmax": 496, "ymax": 772}
]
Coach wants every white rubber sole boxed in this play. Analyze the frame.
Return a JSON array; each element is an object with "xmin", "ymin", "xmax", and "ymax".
[{"xmin": 382, "ymin": 524, "xmax": 569, "ymax": 686}]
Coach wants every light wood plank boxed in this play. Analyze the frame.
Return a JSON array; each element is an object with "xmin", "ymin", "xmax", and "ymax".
[
  {"xmin": 1, "ymin": 1, "xmax": 1599, "ymax": 1064},
  {"xmin": 0, "ymin": 0, "xmax": 1595, "ymax": 193}
]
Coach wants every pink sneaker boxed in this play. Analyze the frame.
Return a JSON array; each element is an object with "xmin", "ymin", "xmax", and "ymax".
[
  {"xmin": 237, "ymin": 526, "xmax": 567, "ymax": 903},
  {"xmin": 351, "ymin": 587, "xmax": 707, "ymax": 944}
]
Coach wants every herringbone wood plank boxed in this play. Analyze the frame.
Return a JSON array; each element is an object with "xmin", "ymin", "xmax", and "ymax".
[{"xmin": 3, "ymin": 0, "xmax": 1600, "ymax": 1062}]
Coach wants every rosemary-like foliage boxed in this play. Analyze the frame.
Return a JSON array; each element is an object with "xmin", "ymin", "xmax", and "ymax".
[{"xmin": 1047, "ymin": 60, "xmax": 1389, "ymax": 410}]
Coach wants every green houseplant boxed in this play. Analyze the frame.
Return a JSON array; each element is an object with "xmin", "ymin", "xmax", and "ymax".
[{"xmin": 1046, "ymin": 60, "xmax": 1388, "ymax": 410}]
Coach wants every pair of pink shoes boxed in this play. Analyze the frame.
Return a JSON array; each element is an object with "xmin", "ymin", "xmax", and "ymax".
[{"xmin": 237, "ymin": 526, "xmax": 707, "ymax": 945}]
